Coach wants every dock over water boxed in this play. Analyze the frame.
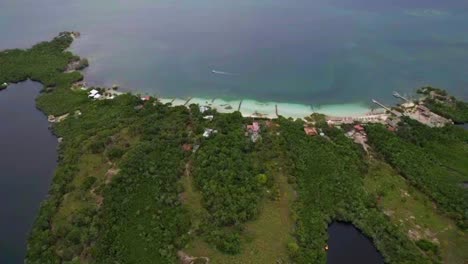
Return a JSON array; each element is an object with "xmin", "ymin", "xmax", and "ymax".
[{"xmin": 372, "ymin": 99, "xmax": 402, "ymax": 117}]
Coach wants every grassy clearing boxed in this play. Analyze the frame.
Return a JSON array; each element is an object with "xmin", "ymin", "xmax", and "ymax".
[
  {"xmin": 52, "ymin": 154, "xmax": 108, "ymax": 224},
  {"xmin": 364, "ymin": 160, "xmax": 468, "ymax": 263},
  {"xmin": 72, "ymin": 154, "xmax": 110, "ymax": 187},
  {"xmin": 45, "ymin": 125, "xmax": 140, "ymax": 262},
  {"xmin": 185, "ymin": 153, "xmax": 295, "ymax": 263},
  {"xmin": 181, "ymin": 159, "xmax": 206, "ymax": 230},
  {"xmin": 429, "ymin": 143, "xmax": 468, "ymax": 177}
]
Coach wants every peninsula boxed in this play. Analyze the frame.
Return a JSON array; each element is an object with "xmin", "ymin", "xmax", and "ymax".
[{"xmin": 1, "ymin": 33, "xmax": 467, "ymax": 264}]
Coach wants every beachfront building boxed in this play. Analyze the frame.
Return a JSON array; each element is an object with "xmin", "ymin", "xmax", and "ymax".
[
  {"xmin": 246, "ymin": 122, "xmax": 261, "ymax": 142},
  {"xmin": 401, "ymin": 103, "xmax": 452, "ymax": 127},
  {"xmin": 401, "ymin": 102, "xmax": 415, "ymax": 109},
  {"xmin": 304, "ymin": 127, "xmax": 318, "ymax": 136},
  {"xmin": 345, "ymin": 124, "xmax": 369, "ymax": 153},
  {"xmin": 326, "ymin": 117, "xmax": 354, "ymax": 126},
  {"xmin": 199, "ymin": 105, "xmax": 210, "ymax": 114},
  {"xmin": 247, "ymin": 122, "xmax": 260, "ymax": 133},
  {"xmin": 353, "ymin": 124, "xmax": 364, "ymax": 132},
  {"xmin": 88, "ymin": 89, "xmax": 99, "ymax": 98}
]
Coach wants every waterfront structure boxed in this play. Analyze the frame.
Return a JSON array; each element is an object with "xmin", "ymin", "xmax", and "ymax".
[{"xmin": 88, "ymin": 89, "xmax": 99, "ymax": 98}]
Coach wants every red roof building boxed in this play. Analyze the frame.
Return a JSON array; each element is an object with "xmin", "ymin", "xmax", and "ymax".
[
  {"xmin": 247, "ymin": 122, "xmax": 260, "ymax": 133},
  {"xmin": 182, "ymin": 144, "xmax": 192, "ymax": 152},
  {"xmin": 354, "ymin": 124, "xmax": 365, "ymax": 132},
  {"xmin": 304, "ymin": 127, "xmax": 318, "ymax": 136}
]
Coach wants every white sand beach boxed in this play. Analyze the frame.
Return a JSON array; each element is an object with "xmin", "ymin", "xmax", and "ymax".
[{"xmin": 159, "ymin": 96, "xmax": 371, "ymax": 119}]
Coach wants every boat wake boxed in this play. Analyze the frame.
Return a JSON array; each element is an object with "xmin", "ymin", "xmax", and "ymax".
[{"xmin": 212, "ymin": 70, "xmax": 236, "ymax": 76}]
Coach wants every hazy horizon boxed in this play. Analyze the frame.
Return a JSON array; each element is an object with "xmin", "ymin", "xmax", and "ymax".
[{"xmin": 1, "ymin": 0, "xmax": 468, "ymax": 106}]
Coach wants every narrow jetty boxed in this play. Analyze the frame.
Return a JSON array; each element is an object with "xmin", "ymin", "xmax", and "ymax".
[
  {"xmin": 170, "ymin": 98, "xmax": 176, "ymax": 103},
  {"xmin": 275, "ymin": 104, "xmax": 279, "ymax": 117},
  {"xmin": 393, "ymin": 91, "xmax": 410, "ymax": 102},
  {"xmin": 238, "ymin": 99, "xmax": 243, "ymax": 111},
  {"xmin": 184, "ymin": 97, "xmax": 193, "ymax": 106},
  {"xmin": 211, "ymin": 98, "xmax": 216, "ymax": 103},
  {"xmin": 372, "ymin": 99, "xmax": 402, "ymax": 117}
]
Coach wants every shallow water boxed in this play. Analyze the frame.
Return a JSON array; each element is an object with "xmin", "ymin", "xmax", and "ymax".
[
  {"xmin": 327, "ymin": 222, "xmax": 384, "ymax": 264},
  {"xmin": 0, "ymin": 81, "xmax": 58, "ymax": 263},
  {"xmin": 1, "ymin": 0, "xmax": 468, "ymax": 106}
]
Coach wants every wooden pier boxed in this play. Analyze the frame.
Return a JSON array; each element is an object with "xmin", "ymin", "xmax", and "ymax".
[
  {"xmin": 393, "ymin": 91, "xmax": 410, "ymax": 102},
  {"xmin": 184, "ymin": 97, "xmax": 193, "ymax": 106},
  {"xmin": 372, "ymin": 99, "xmax": 403, "ymax": 117},
  {"xmin": 238, "ymin": 99, "xmax": 243, "ymax": 111}
]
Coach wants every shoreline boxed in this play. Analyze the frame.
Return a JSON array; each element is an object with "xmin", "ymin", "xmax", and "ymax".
[
  {"xmin": 159, "ymin": 96, "xmax": 372, "ymax": 119},
  {"xmin": 83, "ymin": 81, "xmax": 375, "ymax": 119},
  {"xmin": 77, "ymin": 81, "xmax": 374, "ymax": 120}
]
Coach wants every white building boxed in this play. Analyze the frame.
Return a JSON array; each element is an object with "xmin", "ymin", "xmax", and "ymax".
[
  {"xmin": 203, "ymin": 115, "xmax": 214, "ymax": 121},
  {"xmin": 88, "ymin": 89, "xmax": 99, "ymax": 98},
  {"xmin": 203, "ymin": 128, "xmax": 218, "ymax": 138},
  {"xmin": 200, "ymin": 106, "xmax": 210, "ymax": 113}
]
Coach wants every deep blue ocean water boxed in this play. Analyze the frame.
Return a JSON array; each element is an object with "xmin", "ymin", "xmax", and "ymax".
[{"xmin": 1, "ymin": 0, "xmax": 467, "ymax": 105}]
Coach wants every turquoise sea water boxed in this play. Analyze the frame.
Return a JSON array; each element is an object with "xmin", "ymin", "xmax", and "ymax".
[{"xmin": 1, "ymin": 0, "xmax": 467, "ymax": 106}]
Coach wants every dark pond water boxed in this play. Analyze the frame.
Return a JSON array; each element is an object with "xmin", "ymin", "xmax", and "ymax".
[
  {"xmin": 327, "ymin": 222, "xmax": 384, "ymax": 264},
  {"xmin": 0, "ymin": 81, "xmax": 58, "ymax": 264}
]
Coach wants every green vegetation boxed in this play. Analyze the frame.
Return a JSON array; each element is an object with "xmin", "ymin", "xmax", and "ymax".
[
  {"xmin": 2, "ymin": 34, "xmax": 467, "ymax": 264},
  {"xmin": 418, "ymin": 86, "xmax": 468, "ymax": 123},
  {"xmin": 186, "ymin": 120, "xmax": 295, "ymax": 263},
  {"xmin": 95, "ymin": 105, "xmax": 192, "ymax": 263},
  {"xmin": 191, "ymin": 113, "xmax": 263, "ymax": 254},
  {"xmin": 366, "ymin": 119, "xmax": 468, "ymax": 229},
  {"xmin": 277, "ymin": 119, "xmax": 434, "ymax": 263},
  {"xmin": 0, "ymin": 32, "xmax": 85, "ymax": 115},
  {"xmin": 364, "ymin": 160, "xmax": 468, "ymax": 263}
]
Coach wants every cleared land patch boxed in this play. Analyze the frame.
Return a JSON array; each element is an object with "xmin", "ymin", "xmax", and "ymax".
[{"xmin": 364, "ymin": 160, "xmax": 468, "ymax": 263}]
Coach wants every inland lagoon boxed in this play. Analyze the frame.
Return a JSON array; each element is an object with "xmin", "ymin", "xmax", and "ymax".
[
  {"xmin": 327, "ymin": 222, "xmax": 384, "ymax": 264},
  {"xmin": 0, "ymin": 81, "xmax": 58, "ymax": 263}
]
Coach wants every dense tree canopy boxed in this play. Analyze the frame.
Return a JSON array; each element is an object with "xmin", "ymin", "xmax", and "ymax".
[
  {"xmin": 366, "ymin": 119, "xmax": 468, "ymax": 229},
  {"xmin": 277, "ymin": 119, "xmax": 434, "ymax": 263}
]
